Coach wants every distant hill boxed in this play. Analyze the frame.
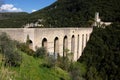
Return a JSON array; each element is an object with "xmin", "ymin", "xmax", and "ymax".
[
  {"xmin": 0, "ymin": 12, "xmax": 28, "ymax": 20},
  {"xmin": 0, "ymin": 0, "xmax": 120, "ymax": 28},
  {"xmin": 0, "ymin": 12, "xmax": 29, "ymax": 28},
  {"xmin": 29, "ymin": 0, "xmax": 120, "ymax": 27}
]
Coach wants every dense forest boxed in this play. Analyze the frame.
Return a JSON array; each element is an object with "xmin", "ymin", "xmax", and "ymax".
[
  {"xmin": 0, "ymin": 0, "xmax": 120, "ymax": 27},
  {"xmin": 79, "ymin": 23, "xmax": 120, "ymax": 80}
]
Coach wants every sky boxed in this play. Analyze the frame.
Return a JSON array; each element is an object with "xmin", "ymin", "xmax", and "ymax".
[{"xmin": 0, "ymin": 0, "xmax": 57, "ymax": 13}]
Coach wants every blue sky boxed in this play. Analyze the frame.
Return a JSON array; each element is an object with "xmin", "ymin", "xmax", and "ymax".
[{"xmin": 0, "ymin": 0, "xmax": 57, "ymax": 13}]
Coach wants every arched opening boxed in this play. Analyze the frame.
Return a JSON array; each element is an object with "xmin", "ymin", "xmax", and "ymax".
[
  {"xmin": 77, "ymin": 35, "xmax": 79, "ymax": 59},
  {"xmin": 63, "ymin": 36, "xmax": 68, "ymax": 57},
  {"xmin": 42, "ymin": 38, "xmax": 47, "ymax": 49},
  {"xmin": 71, "ymin": 35, "xmax": 75, "ymax": 54},
  {"xmin": 26, "ymin": 35, "xmax": 33, "ymax": 49},
  {"xmin": 82, "ymin": 34, "xmax": 84, "ymax": 51},
  {"xmin": 29, "ymin": 40, "xmax": 33, "ymax": 49},
  {"xmin": 54, "ymin": 37, "xmax": 59, "ymax": 55}
]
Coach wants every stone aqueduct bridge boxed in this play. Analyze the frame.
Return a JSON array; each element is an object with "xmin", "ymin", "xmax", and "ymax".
[{"xmin": 0, "ymin": 28, "xmax": 93, "ymax": 61}]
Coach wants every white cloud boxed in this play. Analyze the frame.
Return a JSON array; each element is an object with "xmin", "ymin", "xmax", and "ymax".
[
  {"xmin": 0, "ymin": 4, "xmax": 22, "ymax": 12},
  {"xmin": 32, "ymin": 9, "xmax": 36, "ymax": 12}
]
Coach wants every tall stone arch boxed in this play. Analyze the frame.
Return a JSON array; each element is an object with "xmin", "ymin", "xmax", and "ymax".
[
  {"xmin": 42, "ymin": 38, "xmax": 47, "ymax": 49},
  {"xmin": 63, "ymin": 35, "xmax": 68, "ymax": 57},
  {"xmin": 29, "ymin": 40, "xmax": 33, "ymax": 49},
  {"xmin": 77, "ymin": 35, "xmax": 79, "ymax": 59},
  {"xmin": 82, "ymin": 34, "xmax": 84, "ymax": 51},
  {"xmin": 71, "ymin": 35, "xmax": 75, "ymax": 54},
  {"xmin": 54, "ymin": 37, "xmax": 59, "ymax": 55}
]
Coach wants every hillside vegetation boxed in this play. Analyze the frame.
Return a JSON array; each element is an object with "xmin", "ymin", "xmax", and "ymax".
[
  {"xmin": 0, "ymin": 12, "xmax": 28, "ymax": 20},
  {"xmin": 0, "ymin": 33, "xmax": 87, "ymax": 80},
  {"xmin": 0, "ymin": 12, "xmax": 28, "ymax": 28},
  {"xmin": 30, "ymin": 0, "xmax": 120, "ymax": 27},
  {"xmin": 0, "ymin": 53, "xmax": 72, "ymax": 80},
  {"xmin": 79, "ymin": 23, "xmax": 120, "ymax": 80},
  {"xmin": 0, "ymin": 0, "xmax": 120, "ymax": 28}
]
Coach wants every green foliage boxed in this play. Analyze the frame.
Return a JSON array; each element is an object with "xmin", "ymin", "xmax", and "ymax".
[
  {"xmin": 5, "ymin": 50, "xmax": 22, "ymax": 67},
  {"xmin": 56, "ymin": 49, "xmax": 73, "ymax": 71},
  {"xmin": 17, "ymin": 43, "xmax": 34, "ymax": 56},
  {"xmin": 0, "ymin": 52, "xmax": 71, "ymax": 80},
  {"xmin": 69, "ymin": 62, "xmax": 86, "ymax": 80},
  {"xmin": 58, "ymin": 56, "xmax": 70, "ymax": 71},
  {"xmin": 79, "ymin": 23, "xmax": 120, "ymax": 80},
  {"xmin": 86, "ymin": 66, "xmax": 102, "ymax": 80},
  {"xmin": 0, "ymin": 33, "xmax": 87, "ymax": 80},
  {"xmin": 34, "ymin": 47, "xmax": 47, "ymax": 58},
  {"xmin": 40, "ymin": 56, "xmax": 56, "ymax": 68},
  {"xmin": 29, "ymin": 0, "xmax": 120, "ymax": 27},
  {"xmin": 0, "ymin": 12, "xmax": 29, "ymax": 28},
  {"xmin": 35, "ymin": 47, "xmax": 57, "ymax": 68},
  {"xmin": 0, "ymin": 33, "xmax": 22, "ymax": 67},
  {"xmin": 0, "ymin": 12, "xmax": 28, "ymax": 20}
]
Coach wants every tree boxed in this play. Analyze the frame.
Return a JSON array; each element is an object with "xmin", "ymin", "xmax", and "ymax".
[
  {"xmin": 79, "ymin": 23, "xmax": 120, "ymax": 80},
  {"xmin": 34, "ymin": 47, "xmax": 47, "ymax": 58},
  {"xmin": 0, "ymin": 33, "xmax": 22, "ymax": 67}
]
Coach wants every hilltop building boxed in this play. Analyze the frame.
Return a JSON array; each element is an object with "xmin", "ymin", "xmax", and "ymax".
[{"xmin": 93, "ymin": 12, "xmax": 112, "ymax": 28}]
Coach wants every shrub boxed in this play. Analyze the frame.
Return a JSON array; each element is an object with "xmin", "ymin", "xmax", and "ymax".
[
  {"xmin": 56, "ymin": 55, "xmax": 70, "ymax": 71},
  {"xmin": 17, "ymin": 43, "xmax": 34, "ymax": 56},
  {"xmin": 69, "ymin": 62, "xmax": 86, "ymax": 80},
  {"xmin": 34, "ymin": 47, "xmax": 47, "ymax": 58},
  {"xmin": 5, "ymin": 50, "xmax": 22, "ymax": 67},
  {"xmin": 40, "ymin": 57, "xmax": 55, "ymax": 68},
  {"xmin": 0, "ymin": 33, "xmax": 22, "ymax": 67},
  {"xmin": 56, "ymin": 49, "xmax": 73, "ymax": 71}
]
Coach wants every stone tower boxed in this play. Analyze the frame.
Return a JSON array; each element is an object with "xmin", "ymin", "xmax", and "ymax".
[{"xmin": 94, "ymin": 12, "xmax": 101, "ymax": 27}]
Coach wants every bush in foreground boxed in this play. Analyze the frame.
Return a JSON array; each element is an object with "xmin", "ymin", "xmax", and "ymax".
[
  {"xmin": 34, "ymin": 47, "xmax": 47, "ymax": 58},
  {"xmin": 0, "ymin": 33, "xmax": 22, "ymax": 67}
]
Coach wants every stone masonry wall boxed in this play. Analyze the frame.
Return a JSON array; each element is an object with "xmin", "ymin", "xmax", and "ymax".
[{"xmin": 0, "ymin": 28, "xmax": 93, "ymax": 61}]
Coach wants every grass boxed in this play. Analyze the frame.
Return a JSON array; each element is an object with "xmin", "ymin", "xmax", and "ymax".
[{"xmin": 0, "ymin": 52, "xmax": 71, "ymax": 80}]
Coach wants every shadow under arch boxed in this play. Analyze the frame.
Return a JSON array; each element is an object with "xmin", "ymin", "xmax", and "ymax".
[
  {"xmin": 71, "ymin": 35, "xmax": 75, "ymax": 54},
  {"xmin": 42, "ymin": 38, "xmax": 47, "ymax": 49},
  {"xmin": 26, "ymin": 35, "xmax": 33, "ymax": 49},
  {"xmin": 54, "ymin": 37, "xmax": 59, "ymax": 57},
  {"xmin": 28, "ymin": 40, "xmax": 33, "ymax": 49},
  {"xmin": 77, "ymin": 34, "xmax": 79, "ymax": 59},
  {"xmin": 63, "ymin": 35, "xmax": 68, "ymax": 57},
  {"xmin": 82, "ymin": 34, "xmax": 84, "ymax": 51}
]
